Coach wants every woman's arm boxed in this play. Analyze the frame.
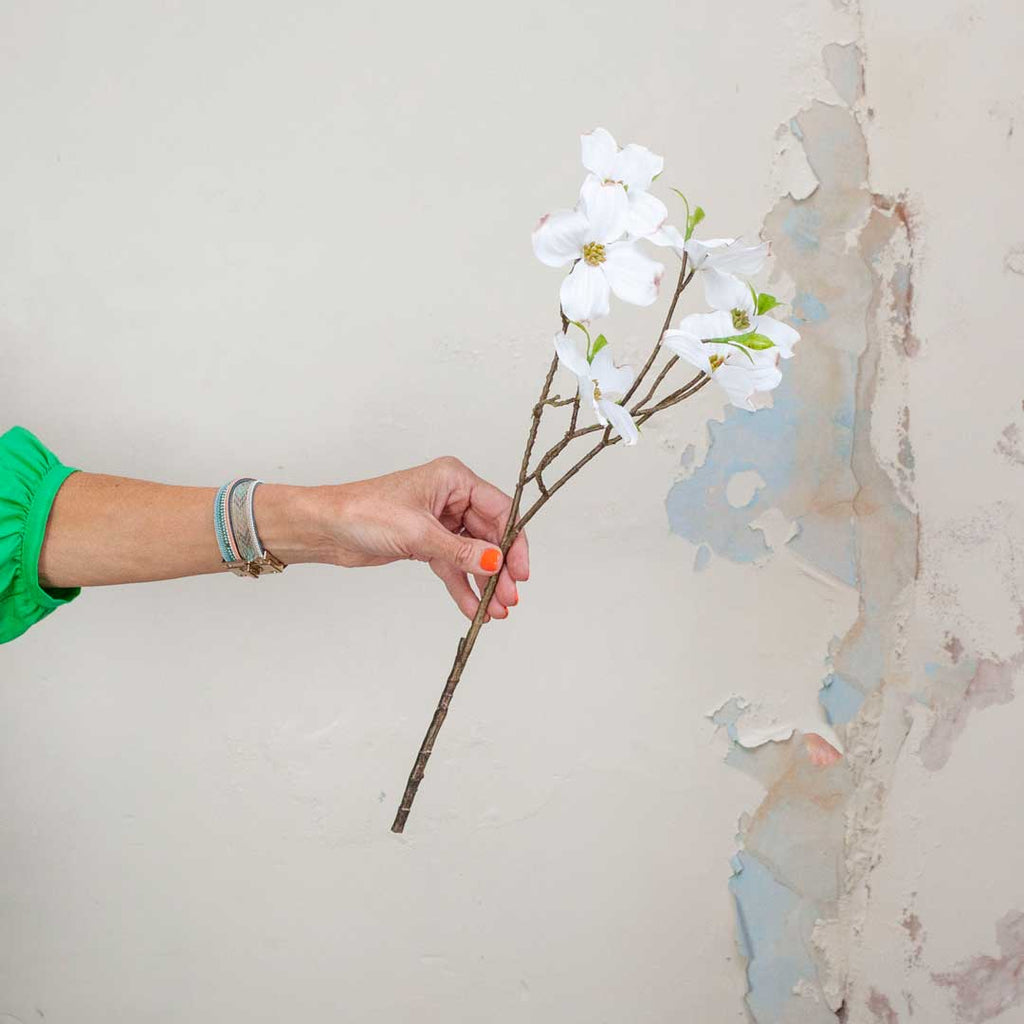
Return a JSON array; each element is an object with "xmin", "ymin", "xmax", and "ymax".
[{"xmin": 37, "ymin": 457, "xmax": 528, "ymax": 620}]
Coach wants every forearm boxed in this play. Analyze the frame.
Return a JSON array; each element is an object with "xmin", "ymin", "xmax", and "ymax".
[{"xmin": 38, "ymin": 472, "xmax": 334, "ymax": 588}]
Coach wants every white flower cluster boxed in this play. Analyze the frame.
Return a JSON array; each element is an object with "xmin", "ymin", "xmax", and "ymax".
[{"xmin": 531, "ymin": 128, "xmax": 801, "ymax": 439}]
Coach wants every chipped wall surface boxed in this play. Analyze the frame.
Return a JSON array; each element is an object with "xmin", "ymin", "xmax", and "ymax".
[{"xmin": 1, "ymin": 1, "xmax": 1022, "ymax": 1022}]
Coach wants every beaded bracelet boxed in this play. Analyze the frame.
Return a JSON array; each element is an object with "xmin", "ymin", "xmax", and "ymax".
[{"xmin": 214, "ymin": 477, "xmax": 286, "ymax": 578}]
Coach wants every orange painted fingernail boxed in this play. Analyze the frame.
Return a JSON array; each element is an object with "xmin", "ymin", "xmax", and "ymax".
[{"xmin": 480, "ymin": 548, "xmax": 501, "ymax": 572}]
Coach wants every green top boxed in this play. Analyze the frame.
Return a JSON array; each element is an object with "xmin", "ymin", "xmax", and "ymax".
[{"xmin": 0, "ymin": 426, "xmax": 80, "ymax": 644}]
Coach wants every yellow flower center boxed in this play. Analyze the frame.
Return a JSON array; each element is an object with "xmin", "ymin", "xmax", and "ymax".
[
  {"xmin": 592, "ymin": 380, "xmax": 603, "ymax": 400},
  {"xmin": 731, "ymin": 309, "xmax": 751, "ymax": 331},
  {"xmin": 583, "ymin": 242, "xmax": 607, "ymax": 266},
  {"xmin": 709, "ymin": 354, "xmax": 725, "ymax": 371}
]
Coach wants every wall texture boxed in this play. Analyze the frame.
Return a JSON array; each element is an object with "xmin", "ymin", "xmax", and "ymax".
[{"xmin": 1, "ymin": 2, "xmax": 1021, "ymax": 1022}]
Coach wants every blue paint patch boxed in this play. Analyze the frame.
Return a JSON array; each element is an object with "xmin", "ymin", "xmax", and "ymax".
[
  {"xmin": 693, "ymin": 544, "xmax": 711, "ymax": 572},
  {"xmin": 730, "ymin": 852, "xmax": 826, "ymax": 1022},
  {"xmin": 667, "ymin": 361, "xmax": 858, "ymax": 579},
  {"xmin": 793, "ymin": 291, "xmax": 829, "ymax": 323},
  {"xmin": 819, "ymin": 672, "xmax": 866, "ymax": 725},
  {"xmin": 783, "ymin": 207, "xmax": 822, "ymax": 252},
  {"xmin": 924, "ymin": 661, "xmax": 941, "ymax": 677}
]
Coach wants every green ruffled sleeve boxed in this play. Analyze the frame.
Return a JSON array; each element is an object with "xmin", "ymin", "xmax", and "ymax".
[{"xmin": 0, "ymin": 426, "xmax": 80, "ymax": 644}]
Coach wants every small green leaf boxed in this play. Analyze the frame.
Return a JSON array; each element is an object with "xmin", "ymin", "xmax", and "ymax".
[
  {"xmin": 703, "ymin": 331, "xmax": 776, "ymax": 351},
  {"xmin": 756, "ymin": 292, "xmax": 780, "ymax": 315},
  {"xmin": 590, "ymin": 334, "xmax": 608, "ymax": 360},
  {"xmin": 686, "ymin": 206, "xmax": 705, "ymax": 240}
]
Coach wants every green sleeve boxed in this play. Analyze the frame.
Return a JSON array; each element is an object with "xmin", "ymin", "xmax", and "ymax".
[{"xmin": 0, "ymin": 425, "xmax": 81, "ymax": 644}]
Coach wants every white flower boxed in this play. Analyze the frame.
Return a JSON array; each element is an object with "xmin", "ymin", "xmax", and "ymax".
[
  {"xmin": 553, "ymin": 333, "xmax": 639, "ymax": 445},
  {"xmin": 532, "ymin": 202, "xmax": 664, "ymax": 323},
  {"xmin": 579, "ymin": 127, "xmax": 668, "ymax": 239},
  {"xmin": 662, "ymin": 277, "xmax": 799, "ymax": 411},
  {"xmin": 650, "ymin": 230, "xmax": 770, "ymax": 306}
]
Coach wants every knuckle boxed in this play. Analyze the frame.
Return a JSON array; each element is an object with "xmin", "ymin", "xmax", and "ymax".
[
  {"xmin": 452, "ymin": 536, "xmax": 476, "ymax": 566},
  {"xmin": 432, "ymin": 455, "xmax": 465, "ymax": 477}
]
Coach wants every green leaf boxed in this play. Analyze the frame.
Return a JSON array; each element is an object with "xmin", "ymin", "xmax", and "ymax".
[
  {"xmin": 590, "ymin": 334, "xmax": 608, "ymax": 360},
  {"xmin": 703, "ymin": 331, "xmax": 776, "ymax": 352},
  {"xmin": 686, "ymin": 206, "xmax": 705, "ymax": 240},
  {"xmin": 756, "ymin": 292, "xmax": 780, "ymax": 315},
  {"xmin": 739, "ymin": 332, "xmax": 775, "ymax": 350}
]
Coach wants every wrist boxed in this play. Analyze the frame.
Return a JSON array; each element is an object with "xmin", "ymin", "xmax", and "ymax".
[{"xmin": 252, "ymin": 483, "xmax": 338, "ymax": 566}]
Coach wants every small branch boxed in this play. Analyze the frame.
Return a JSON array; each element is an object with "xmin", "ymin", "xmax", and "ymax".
[
  {"xmin": 631, "ymin": 355, "xmax": 679, "ymax": 414},
  {"xmin": 543, "ymin": 395, "xmax": 575, "ymax": 408},
  {"xmin": 620, "ymin": 254, "xmax": 693, "ymax": 407}
]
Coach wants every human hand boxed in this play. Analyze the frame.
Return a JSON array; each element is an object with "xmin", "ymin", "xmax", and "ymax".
[{"xmin": 317, "ymin": 457, "xmax": 529, "ymax": 620}]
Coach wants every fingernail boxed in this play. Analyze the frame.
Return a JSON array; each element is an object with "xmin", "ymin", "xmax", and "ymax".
[{"xmin": 480, "ymin": 548, "xmax": 501, "ymax": 572}]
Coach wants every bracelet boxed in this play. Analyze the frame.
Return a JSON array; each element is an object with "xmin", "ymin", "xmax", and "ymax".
[{"xmin": 214, "ymin": 477, "xmax": 287, "ymax": 578}]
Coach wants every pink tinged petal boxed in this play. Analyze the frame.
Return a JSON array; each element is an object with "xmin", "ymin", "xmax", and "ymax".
[
  {"xmin": 532, "ymin": 209, "xmax": 588, "ymax": 267},
  {"xmin": 648, "ymin": 223, "xmax": 685, "ymax": 253},
  {"xmin": 704, "ymin": 268, "xmax": 755, "ymax": 315},
  {"xmin": 601, "ymin": 241, "xmax": 663, "ymax": 308},
  {"xmin": 581, "ymin": 127, "xmax": 618, "ymax": 179},
  {"xmin": 610, "ymin": 143, "xmax": 664, "ymax": 190},
  {"xmin": 625, "ymin": 190, "xmax": 669, "ymax": 239},
  {"xmin": 662, "ymin": 329, "xmax": 712, "ymax": 374},
  {"xmin": 753, "ymin": 315, "xmax": 800, "ymax": 357},
  {"xmin": 553, "ymin": 332, "xmax": 591, "ymax": 378},
  {"xmin": 579, "ymin": 176, "xmax": 629, "ymax": 242},
  {"xmin": 590, "ymin": 346, "xmax": 635, "ymax": 399},
  {"xmin": 675, "ymin": 310, "xmax": 736, "ymax": 341},
  {"xmin": 708, "ymin": 240, "xmax": 770, "ymax": 275},
  {"xmin": 560, "ymin": 261, "xmax": 611, "ymax": 322},
  {"xmin": 599, "ymin": 398, "xmax": 639, "ymax": 446}
]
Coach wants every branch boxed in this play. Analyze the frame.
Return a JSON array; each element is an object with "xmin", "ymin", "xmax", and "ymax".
[{"xmin": 391, "ymin": 351, "xmax": 560, "ymax": 833}]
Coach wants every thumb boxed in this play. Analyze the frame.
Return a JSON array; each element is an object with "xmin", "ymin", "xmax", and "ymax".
[{"xmin": 413, "ymin": 519, "xmax": 503, "ymax": 577}]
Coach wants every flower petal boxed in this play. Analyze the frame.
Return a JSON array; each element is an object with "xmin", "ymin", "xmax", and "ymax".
[
  {"xmin": 581, "ymin": 127, "xmax": 618, "ymax": 179},
  {"xmin": 648, "ymin": 223, "xmax": 686, "ymax": 253},
  {"xmin": 715, "ymin": 356, "xmax": 782, "ymax": 410},
  {"xmin": 611, "ymin": 143, "xmax": 663, "ymax": 191},
  {"xmin": 601, "ymin": 241, "xmax": 663, "ymax": 308},
  {"xmin": 674, "ymin": 310, "xmax": 736, "ymax": 340},
  {"xmin": 590, "ymin": 346, "xmax": 635, "ymax": 399},
  {"xmin": 753, "ymin": 315, "xmax": 800, "ymax": 357},
  {"xmin": 532, "ymin": 209, "xmax": 587, "ymax": 267},
  {"xmin": 683, "ymin": 237, "xmax": 735, "ymax": 267},
  {"xmin": 662, "ymin": 329, "xmax": 712, "ymax": 374},
  {"xmin": 704, "ymin": 269, "xmax": 755, "ymax": 315},
  {"xmin": 706, "ymin": 239, "xmax": 769, "ymax": 275},
  {"xmin": 626, "ymin": 190, "xmax": 669, "ymax": 239},
  {"xmin": 579, "ymin": 176, "xmax": 629, "ymax": 242},
  {"xmin": 553, "ymin": 331, "xmax": 591, "ymax": 379},
  {"xmin": 560, "ymin": 260, "xmax": 611, "ymax": 322},
  {"xmin": 599, "ymin": 398, "xmax": 639, "ymax": 446}
]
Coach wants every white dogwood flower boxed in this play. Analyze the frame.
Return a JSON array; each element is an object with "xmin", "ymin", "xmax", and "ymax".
[
  {"xmin": 662, "ymin": 278, "xmax": 799, "ymax": 410},
  {"xmin": 553, "ymin": 332, "xmax": 639, "ymax": 445},
  {"xmin": 579, "ymin": 127, "xmax": 668, "ymax": 239},
  {"xmin": 532, "ymin": 203, "xmax": 664, "ymax": 323}
]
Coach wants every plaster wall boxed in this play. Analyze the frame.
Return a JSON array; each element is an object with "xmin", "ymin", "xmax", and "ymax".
[{"xmin": 1, "ymin": 2, "xmax": 1021, "ymax": 1021}]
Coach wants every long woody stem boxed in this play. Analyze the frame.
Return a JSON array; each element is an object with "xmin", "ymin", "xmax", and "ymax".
[{"xmin": 391, "ymin": 353, "xmax": 560, "ymax": 833}]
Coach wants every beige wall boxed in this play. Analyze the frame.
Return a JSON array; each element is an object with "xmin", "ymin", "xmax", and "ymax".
[{"xmin": 2, "ymin": 2, "xmax": 1021, "ymax": 1021}]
